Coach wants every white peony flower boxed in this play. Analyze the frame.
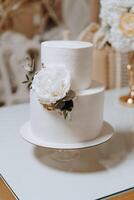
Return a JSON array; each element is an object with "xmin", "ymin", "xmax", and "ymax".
[
  {"xmin": 98, "ymin": 0, "xmax": 134, "ymax": 52},
  {"xmin": 32, "ymin": 64, "xmax": 71, "ymax": 104}
]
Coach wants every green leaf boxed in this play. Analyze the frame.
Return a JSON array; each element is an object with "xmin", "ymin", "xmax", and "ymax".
[
  {"xmin": 63, "ymin": 110, "xmax": 69, "ymax": 120},
  {"xmin": 28, "ymin": 82, "xmax": 32, "ymax": 89},
  {"xmin": 31, "ymin": 76, "xmax": 34, "ymax": 81},
  {"xmin": 26, "ymin": 74, "xmax": 29, "ymax": 81},
  {"xmin": 54, "ymin": 101, "xmax": 65, "ymax": 110},
  {"xmin": 22, "ymin": 81, "xmax": 28, "ymax": 84}
]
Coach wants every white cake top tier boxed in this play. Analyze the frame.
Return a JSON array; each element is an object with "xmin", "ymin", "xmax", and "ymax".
[{"xmin": 41, "ymin": 41, "xmax": 92, "ymax": 90}]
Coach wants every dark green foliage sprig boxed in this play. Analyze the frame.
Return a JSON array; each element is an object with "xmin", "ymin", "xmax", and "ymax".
[{"xmin": 22, "ymin": 58, "xmax": 36, "ymax": 89}]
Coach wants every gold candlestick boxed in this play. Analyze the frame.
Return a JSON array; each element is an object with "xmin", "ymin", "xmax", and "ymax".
[{"xmin": 119, "ymin": 63, "xmax": 134, "ymax": 107}]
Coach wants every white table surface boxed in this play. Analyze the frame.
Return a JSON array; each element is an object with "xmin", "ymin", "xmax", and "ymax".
[{"xmin": 0, "ymin": 88, "xmax": 134, "ymax": 200}]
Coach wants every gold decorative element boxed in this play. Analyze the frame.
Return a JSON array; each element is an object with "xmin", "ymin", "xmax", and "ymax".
[
  {"xmin": 120, "ymin": 12, "xmax": 134, "ymax": 37},
  {"xmin": 120, "ymin": 95, "xmax": 134, "ymax": 107},
  {"xmin": 40, "ymin": 90, "xmax": 76, "ymax": 120},
  {"xmin": 119, "ymin": 62, "xmax": 134, "ymax": 108},
  {"xmin": 42, "ymin": 103, "xmax": 55, "ymax": 111}
]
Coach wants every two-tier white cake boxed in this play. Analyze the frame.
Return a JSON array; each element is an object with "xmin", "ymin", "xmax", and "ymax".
[{"xmin": 29, "ymin": 41, "xmax": 105, "ymax": 145}]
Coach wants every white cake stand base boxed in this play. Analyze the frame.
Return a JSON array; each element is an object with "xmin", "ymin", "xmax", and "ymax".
[{"xmin": 21, "ymin": 121, "xmax": 114, "ymax": 161}]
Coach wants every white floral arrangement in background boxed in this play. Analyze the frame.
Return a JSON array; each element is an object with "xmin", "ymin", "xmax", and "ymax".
[
  {"xmin": 23, "ymin": 61, "xmax": 76, "ymax": 119},
  {"xmin": 94, "ymin": 0, "xmax": 134, "ymax": 52}
]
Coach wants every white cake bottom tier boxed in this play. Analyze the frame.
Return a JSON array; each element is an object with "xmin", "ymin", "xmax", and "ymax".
[{"xmin": 30, "ymin": 81, "xmax": 105, "ymax": 144}]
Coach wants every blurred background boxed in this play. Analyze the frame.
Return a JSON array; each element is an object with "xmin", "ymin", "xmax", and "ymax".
[{"xmin": 0, "ymin": 0, "xmax": 128, "ymax": 107}]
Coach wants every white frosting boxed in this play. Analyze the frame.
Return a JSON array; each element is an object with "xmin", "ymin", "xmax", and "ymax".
[
  {"xmin": 30, "ymin": 81, "xmax": 104, "ymax": 144},
  {"xmin": 41, "ymin": 41, "xmax": 93, "ymax": 90}
]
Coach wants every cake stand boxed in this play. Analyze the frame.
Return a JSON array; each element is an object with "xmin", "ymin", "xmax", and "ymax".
[{"xmin": 21, "ymin": 121, "xmax": 114, "ymax": 161}]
